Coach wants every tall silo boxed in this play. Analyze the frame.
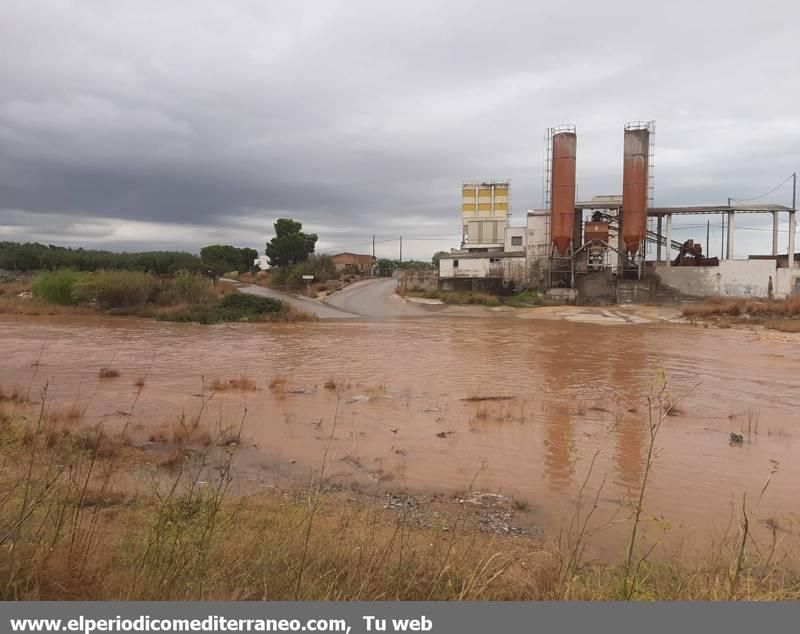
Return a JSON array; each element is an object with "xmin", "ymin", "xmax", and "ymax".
[
  {"xmin": 550, "ymin": 126, "xmax": 577, "ymax": 256},
  {"xmin": 621, "ymin": 122, "xmax": 653, "ymax": 256}
]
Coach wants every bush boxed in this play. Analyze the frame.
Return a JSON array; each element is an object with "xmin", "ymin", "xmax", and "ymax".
[
  {"xmin": 217, "ymin": 293, "xmax": 285, "ymax": 315},
  {"xmin": 269, "ymin": 256, "xmax": 336, "ymax": 288},
  {"xmin": 76, "ymin": 271, "xmax": 155, "ymax": 308},
  {"xmin": 506, "ymin": 290, "xmax": 543, "ymax": 306},
  {"xmin": 166, "ymin": 271, "xmax": 215, "ymax": 305},
  {"xmin": 158, "ymin": 292, "xmax": 289, "ymax": 324},
  {"xmin": 31, "ymin": 270, "xmax": 83, "ymax": 305}
]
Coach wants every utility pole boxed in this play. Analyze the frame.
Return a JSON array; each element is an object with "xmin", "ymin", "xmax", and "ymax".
[
  {"xmin": 706, "ymin": 219, "xmax": 710, "ymax": 256},
  {"xmin": 399, "ymin": 236, "xmax": 403, "ymax": 263},
  {"xmin": 372, "ymin": 235, "xmax": 375, "ymax": 259},
  {"xmin": 725, "ymin": 197, "xmax": 731, "ymax": 260},
  {"xmin": 791, "ymin": 172, "xmax": 797, "ymax": 270}
]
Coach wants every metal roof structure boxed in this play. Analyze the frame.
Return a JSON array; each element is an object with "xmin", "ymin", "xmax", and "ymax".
[
  {"xmin": 647, "ymin": 204, "xmax": 793, "ymax": 215},
  {"xmin": 573, "ymin": 200, "xmax": 794, "ymax": 215}
]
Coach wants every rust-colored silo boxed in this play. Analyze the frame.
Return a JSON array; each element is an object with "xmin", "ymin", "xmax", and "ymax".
[
  {"xmin": 550, "ymin": 128, "xmax": 577, "ymax": 256},
  {"xmin": 621, "ymin": 123, "xmax": 651, "ymax": 256}
]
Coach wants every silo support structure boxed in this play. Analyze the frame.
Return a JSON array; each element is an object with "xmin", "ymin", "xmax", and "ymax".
[
  {"xmin": 656, "ymin": 216, "xmax": 663, "ymax": 262},
  {"xmin": 772, "ymin": 212, "xmax": 779, "ymax": 256},
  {"xmin": 726, "ymin": 211, "xmax": 735, "ymax": 260},
  {"xmin": 665, "ymin": 214, "xmax": 672, "ymax": 267}
]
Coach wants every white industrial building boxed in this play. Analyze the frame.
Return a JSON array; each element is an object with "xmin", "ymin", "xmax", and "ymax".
[{"xmin": 438, "ymin": 181, "xmax": 532, "ymax": 292}]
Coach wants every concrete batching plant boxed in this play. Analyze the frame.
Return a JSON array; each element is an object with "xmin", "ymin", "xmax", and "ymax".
[{"xmin": 439, "ymin": 120, "xmax": 798, "ymax": 302}]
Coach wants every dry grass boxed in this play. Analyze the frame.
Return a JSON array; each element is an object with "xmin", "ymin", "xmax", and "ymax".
[
  {"xmin": 682, "ymin": 297, "xmax": 800, "ymax": 333},
  {"xmin": 0, "ymin": 291, "xmax": 94, "ymax": 317},
  {"xmin": 213, "ymin": 282, "xmax": 240, "ymax": 299},
  {"xmin": 683, "ymin": 296, "xmax": 800, "ymax": 319},
  {"xmin": 98, "ymin": 367, "xmax": 120, "ymax": 379},
  {"xmin": 0, "ymin": 278, "xmax": 314, "ymax": 324},
  {"xmin": 1, "ymin": 379, "xmax": 799, "ymax": 600},
  {"xmin": 280, "ymin": 304, "xmax": 317, "ymax": 322},
  {"xmin": 45, "ymin": 402, "xmax": 84, "ymax": 424},
  {"xmin": 268, "ymin": 375, "xmax": 288, "ymax": 394},
  {"xmin": 148, "ymin": 419, "xmax": 212, "ymax": 447},
  {"xmin": 0, "ymin": 398, "xmax": 799, "ymax": 600},
  {"xmin": 766, "ymin": 319, "xmax": 800, "ymax": 333},
  {"xmin": 0, "ymin": 384, "xmax": 29, "ymax": 403},
  {"xmin": 209, "ymin": 374, "xmax": 257, "ymax": 391}
]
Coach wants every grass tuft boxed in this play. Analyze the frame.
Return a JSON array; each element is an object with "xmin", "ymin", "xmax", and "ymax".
[{"xmin": 210, "ymin": 374, "xmax": 257, "ymax": 391}]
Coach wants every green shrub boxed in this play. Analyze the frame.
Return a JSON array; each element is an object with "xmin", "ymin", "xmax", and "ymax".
[
  {"xmin": 76, "ymin": 271, "xmax": 155, "ymax": 308},
  {"xmin": 166, "ymin": 271, "xmax": 215, "ymax": 305},
  {"xmin": 31, "ymin": 270, "xmax": 83, "ymax": 305},
  {"xmin": 218, "ymin": 293, "xmax": 285, "ymax": 315},
  {"xmin": 158, "ymin": 293, "xmax": 288, "ymax": 324},
  {"xmin": 506, "ymin": 290, "xmax": 543, "ymax": 306},
  {"xmin": 269, "ymin": 256, "xmax": 336, "ymax": 288}
]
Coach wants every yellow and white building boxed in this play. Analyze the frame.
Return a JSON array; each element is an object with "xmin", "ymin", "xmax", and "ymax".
[{"xmin": 460, "ymin": 181, "xmax": 510, "ymax": 250}]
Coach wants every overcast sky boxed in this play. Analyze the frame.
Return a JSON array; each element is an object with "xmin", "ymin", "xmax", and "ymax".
[{"xmin": 1, "ymin": 0, "xmax": 798, "ymax": 260}]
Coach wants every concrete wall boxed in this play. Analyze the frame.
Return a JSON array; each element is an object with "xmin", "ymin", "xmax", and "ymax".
[
  {"xmin": 395, "ymin": 269, "xmax": 438, "ymax": 292},
  {"xmin": 504, "ymin": 226, "xmax": 526, "ymax": 252},
  {"xmin": 526, "ymin": 211, "xmax": 550, "ymax": 288},
  {"xmin": 439, "ymin": 255, "xmax": 527, "ymax": 288},
  {"xmin": 654, "ymin": 260, "xmax": 783, "ymax": 298},
  {"xmin": 775, "ymin": 268, "xmax": 800, "ymax": 298}
]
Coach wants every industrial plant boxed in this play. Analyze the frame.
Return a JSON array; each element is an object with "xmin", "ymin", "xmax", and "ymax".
[{"xmin": 439, "ymin": 122, "xmax": 798, "ymax": 303}]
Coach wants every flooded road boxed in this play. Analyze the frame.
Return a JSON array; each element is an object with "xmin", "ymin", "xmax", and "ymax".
[{"xmin": 1, "ymin": 314, "xmax": 799, "ymax": 555}]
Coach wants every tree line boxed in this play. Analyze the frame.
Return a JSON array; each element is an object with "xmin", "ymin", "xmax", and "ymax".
[
  {"xmin": 0, "ymin": 241, "xmax": 259, "ymax": 276},
  {"xmin": 0, "ymin": 241, "xmax": 205, "ymax": 275},
  {"xmin": 0, "ymin": 218, "xmax": 439, "ymax": 277}
]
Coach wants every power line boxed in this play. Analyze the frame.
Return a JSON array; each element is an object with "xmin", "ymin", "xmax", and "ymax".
[
  {"xmin": 730, "ymin": 173, "xmax": 795, "ymax": 203},
  {"xmin": 316, "ymin": 235, "xmax": 459, "ymax": 253},
  {"xmin": 316, "ymin": 238, "xmax": 394, "ymax": 253}
]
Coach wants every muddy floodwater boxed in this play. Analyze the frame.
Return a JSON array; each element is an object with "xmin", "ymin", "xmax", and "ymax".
[{"xmin": 2, "ymin": 314, "xmax": 799, "ymax": 555}]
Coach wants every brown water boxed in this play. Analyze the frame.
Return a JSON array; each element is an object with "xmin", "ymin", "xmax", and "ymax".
[{"xmin": 2, "ymin": 314, "xmax": 799, "ymax": 555}]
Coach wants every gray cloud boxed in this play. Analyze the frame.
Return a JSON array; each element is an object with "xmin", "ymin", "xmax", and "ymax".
[{"xmin": 1, "ymin": 0, "xmax": 798, "ymax": 260}]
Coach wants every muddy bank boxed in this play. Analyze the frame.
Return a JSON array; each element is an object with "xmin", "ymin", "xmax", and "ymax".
[{"xmin": 1, "ymin": 313, "xmax": 799, "ymax": 556}]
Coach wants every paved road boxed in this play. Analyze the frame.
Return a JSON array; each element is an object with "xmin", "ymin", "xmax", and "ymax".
[
  {"xmin": 223, "ymin": 277, "xmax": 432, "ymax": 319},
  {"xmin": 221, "ymin": 280, "xmax": 359, "ymax": 319},
  {"xmin": 325, "ymin": 278, "xmax": 432, "ymax": 318}
]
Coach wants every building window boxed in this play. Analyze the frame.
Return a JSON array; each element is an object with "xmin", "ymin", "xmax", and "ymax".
[
  {"xmin": 489, "ymin": 257, "xmax": 500, "ymax": 263},
  {"xmin": 453, "ymin": 260, "xmax": 459, "ymax": 267},
  {"xmin": 511, "ymin": 236, "xmax": 522, "ymax": 246}
]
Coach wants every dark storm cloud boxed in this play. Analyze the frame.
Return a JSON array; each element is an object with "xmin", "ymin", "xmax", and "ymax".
[{"xmin": 0, "ymin": 0, "xmax": 798, "ymax": 258}]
